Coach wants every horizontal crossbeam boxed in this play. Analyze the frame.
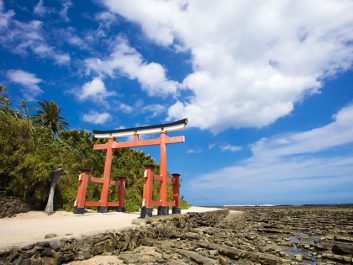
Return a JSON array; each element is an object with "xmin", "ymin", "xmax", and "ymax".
[
  {"xmin": 153, "ymin": 174, "xmax": 172, "ymax": 183},
  {"xmin": 93, "ymin": 135, "xmax": 185, "ymax": 150},
  {"xmin": 85, "ymin": 201, "xmax": 120, "ymax": 207},
  {"xmin": 150, "ymin": 201, "xmax": 176, "ymax": 207},
  {"xmin": 89, "ymin": 177, "xmax": 119, "ymax": 186}
]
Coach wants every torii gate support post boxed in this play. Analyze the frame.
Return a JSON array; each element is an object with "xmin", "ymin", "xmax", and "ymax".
[
  {"xmin": 73, "ymin": 168, "xmax": 90, "ymax": 214},
  {"xmin": 117, "ymin": 176, "xmax": 126, "ymax": 212},
  {"xmin": 172, "ymin": 173, "xmax": 181, "ymax": 214},
  {"xmin": 141, "ymin": 164, "xmax": 154, "ymax": 218},
  {"xmin": 99, "ymin": 137, "xmax": 114, "ymax": 213},
  {"xmin": 158, "ymin": 131, "xmax": 169, "ymax": 215}
]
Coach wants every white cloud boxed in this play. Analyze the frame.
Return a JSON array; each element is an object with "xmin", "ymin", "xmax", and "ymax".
[
  {"xmin": 103, "ymin": 0, "xmax": 353, "ymax": 132},
  {"xmin": 95, "ymin": 11, "xmax": 116, "ymax": 26},
  {"xmin": 251, "ymin": 105, "xmax": 353, "ymax": 160},
  {"xmin": 55, "ymin": 27, "xmax": 88, "ymax": 50},
  {"xmin": 7, "ymin": 69, "xmax": 43, "ymax": 100},
  {"xmin": 184, "ymin": 105, "xmax": 353, "ymax": 204},
  {"xmin": 186, "ymin": 148, "xmax": 202, "ymax": 154},
  {"xmin": 221, "ymin": 144, "xmax": 242, "ymax": 152},
  {"xmin": 0, "ymin": 1, "xmax": 13, "ymax": 29},
  {"xmin": 116, "ymin": 102, "xmax": 133, "ymax": 114},
  {"xmin": 208, "ymin": 143, "xmax": 242, "ymax": 152},
  {"xmin": 33, "ymin": 0, "xmax": 54, "ymax": 16},
  {"xmin": 78, "ymin": 77, "xmax": 115, "ymax": 103},
  {"xmin": 0, "ymin": 6, "xmax": 70, "ymax": 65},
  {"xmin": 186, "ymin": 155, "xmax": 353, "ymax": 205},
  {"xmin": 82, "ymin": 111, "xmax": 112, "ymax": 124},
  {"xmin": 142, "ymin": 103, "xmax": 166, "ymax": 117},
  {"xmin": 60, "ymin": 0, "xmax": 72, "ymax": 22},
  {"xmin": 33, "ymin": 0, "xmax": 45, "ymax": 15},
  {"xmin": 115, "ymin": 99, "xmax": 166, "ymax": 117},
  {"xmin": 85, "ymin": 38, "xmax": 180, "ymax": 96}
]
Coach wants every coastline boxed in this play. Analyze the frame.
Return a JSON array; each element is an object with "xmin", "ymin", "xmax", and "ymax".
[
  {"xmin": 0, "ymin": 206, "xmax": 221, "ymax": 249},
  {"xmin": 1, "ymin": 206, "xmax": 352, "ymax": 264}
]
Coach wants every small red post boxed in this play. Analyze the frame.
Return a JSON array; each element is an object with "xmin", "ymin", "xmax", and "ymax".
[
  {"xmin": 73, "ymin": 168, "xmax": 90, "ymax": 214},
  {"xmin": 117, "ymin": 176, "xmax": 126, "ymax": 212},
  {"xmin": 141, "ymin": 164, "xmax": 154, "ymax": 218},
  {"xmin": 99, "ymin": 137, "xmax": 114, "ymax": 213},
  {"xmin": 172, "ymin": 173, "xmax": 181, "ymax": 214},
  {"xmin": 158, "ymin": 131, "xmax": 169, "ymax": 215}
]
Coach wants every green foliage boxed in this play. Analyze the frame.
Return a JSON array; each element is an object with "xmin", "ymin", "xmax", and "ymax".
[
  {"xmin": 32, "ymin": 100, "xmax": 69, "ymax": 134},
  {"xmin": 0, "ymin": 85, "xmax": 11, "ymax": 111},
  {"xmin": 180, "ymin": 196, "xmax": 191, "ymax": 209},
  {"xmin": 0, "ymin": 88, "xmax": 189, "ymax": 212}
]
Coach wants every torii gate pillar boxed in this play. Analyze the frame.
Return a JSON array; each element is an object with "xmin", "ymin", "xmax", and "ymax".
[{"xmin": 158, "ymin": 131, "xmax": 169, "ymax": 215}]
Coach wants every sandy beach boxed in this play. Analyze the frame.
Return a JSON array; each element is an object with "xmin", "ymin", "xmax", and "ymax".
[{"xmin": 0, "ymin": 206, "xmax": 220, "ymax": 249}]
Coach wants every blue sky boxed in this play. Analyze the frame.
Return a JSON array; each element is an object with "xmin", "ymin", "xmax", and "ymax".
[{"xmin": 1, "ymin": 0, "xmax": 353, "ymax": 205}]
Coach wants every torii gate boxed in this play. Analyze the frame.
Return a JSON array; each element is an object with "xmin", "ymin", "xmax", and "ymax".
[{"xmin": 73, "ymin": 119, "xmax": 187, "ymax": 217}]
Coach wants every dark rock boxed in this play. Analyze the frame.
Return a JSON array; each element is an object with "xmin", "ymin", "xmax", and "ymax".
[
  {"xmin": 0, "ymin": 196, "xmax": 31, "ymax": 218},
  {"xmin": 174, "ymin": 248, "xmax": 219, "ymax": 265},
  {"xmin": 44, "ymin": 234, "xmax": 57, "ymax": 239},
  {"xmin": 332, "ymin": 242, "xmax": 353, "ymax": 255},
  {"xmin": 41, "ymin": 248, "xmax": 56, "ymax": 257},
  {"xmin": 49, "ymin": 241, "xmax": 60, "ymax": 251}
]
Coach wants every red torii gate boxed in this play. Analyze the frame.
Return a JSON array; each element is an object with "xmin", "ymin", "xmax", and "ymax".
[{"xmin": 73, "ymin": 119, "xmax": 187, "ymax": 217}]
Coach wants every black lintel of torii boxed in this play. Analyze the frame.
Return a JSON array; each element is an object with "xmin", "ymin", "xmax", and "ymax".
[{"xmin": 93, "ymin": 118, "xmax": 188, "ymax": 139}]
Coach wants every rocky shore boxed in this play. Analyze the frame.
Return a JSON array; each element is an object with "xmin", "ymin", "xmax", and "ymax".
[
  {"xmin": 0, "ymin": 196, "xmax": 31, "ymax": 218},
  {"xmin": 70, "ymin": 206, "xmax": 353, "ymax": 265},
  {"xmin": 1, "ymin": 206, "xmax": 353, "ymax": 264}
]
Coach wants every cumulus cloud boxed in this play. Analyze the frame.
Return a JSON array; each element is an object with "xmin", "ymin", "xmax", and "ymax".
[
  {"xmin": 0, "ymin": 3, "xmax": 70, "ymax": 64},
  {"xmin": 251, "ymin": 105, "xmax": 353, "ymax": 160},
  {"xmin": 184, "ymin": 105, "xmax": 353, "ymax": 205},
  {"xmin": 82, "ymin": 111, "xmax": 112, "ymax": 124},
  {"xmin": 103, "ymin": 0, "xmax": 353, "ymax": 132},
  {"xmin": 85, "ymin": 38, "xmax": 180, "ymax": 96},
  {"xmin": 7, "ymin": 69, "xmax": 43, "ymax": 100},
  {"xmin": 78, "ymin": 77, "xmax": 115, "ymax": 103}
]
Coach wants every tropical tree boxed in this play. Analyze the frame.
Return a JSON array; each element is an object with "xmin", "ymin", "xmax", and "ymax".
[{"xmin": 32, "ymin": 100, "xmax": 69, "ymax": 134}]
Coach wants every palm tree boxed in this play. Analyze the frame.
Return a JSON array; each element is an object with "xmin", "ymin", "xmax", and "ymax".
[{"xmin": 32, "ymin": 100, "xmax": 69, "ymax": 134}]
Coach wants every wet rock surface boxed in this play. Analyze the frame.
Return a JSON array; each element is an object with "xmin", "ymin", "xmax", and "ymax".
[
  {"xmin": 221, "ymin": 206, "xmax": 353, "ymax": 265},
  {"xmin": 1, "ymin": 207, "xmax": 353, "ymax": 264},
  {"xmin": 88, "ymin": 206, "xmax": 353, "ymax": 265}
]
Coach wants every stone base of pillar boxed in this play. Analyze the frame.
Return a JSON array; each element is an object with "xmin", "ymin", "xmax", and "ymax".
[
  {"xmin": 172, "ymin": 207, "xmax": 181, "ymax": 214},
  {"xmin": 73, "ymin": 207, "xmax": 85, "ymax": 214},
  {"xmin": 98, "ymin": 206, "xmax": 109, "ymax": 213},
  {"xmin": 158, "ymin": 206, "xmax": 169, "ymax": 215},
  {"xmin": 117, "ymin": 207, "xmax": 125, "ymax": 212},
  {"xmin": 140, "ymin": 207, "xmax": 153, "ymax": 218}
]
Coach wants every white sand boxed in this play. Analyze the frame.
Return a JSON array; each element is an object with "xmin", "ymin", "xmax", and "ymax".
[{"xmin": 0, "ymin": 206, "xmax": 220, "ymax": 249}]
